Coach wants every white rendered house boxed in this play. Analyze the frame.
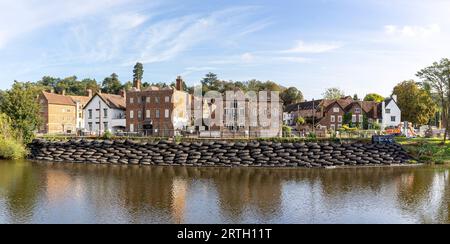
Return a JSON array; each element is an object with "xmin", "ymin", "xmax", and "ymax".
[
  {"xmin": 83, "ymin": 92, "xmax": 126, "ymax": 135},
  {"xmin": 380, "ymin": 95, "xmax": 401, "ymax": 129}
]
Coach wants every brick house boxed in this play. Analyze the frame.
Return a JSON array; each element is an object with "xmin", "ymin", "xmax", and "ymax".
[
  {"xmin": 285, "ymin": 96, "xmax": 380, "ymax": 131},
  {"xmin": 199, "ymin": 90, "xmax": 283, "ymax": 138},
  {"xmin": 38, "ymin": 91, "xmax": 78, "ymax": 134},
  {"xmin": 126, "ymin": 77, "xmax": 192, "ymax": 137}
]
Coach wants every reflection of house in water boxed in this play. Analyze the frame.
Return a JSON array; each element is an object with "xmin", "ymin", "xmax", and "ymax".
[
  {"xmin": 212, "ymin": 168, "xmax": 283, "ymax": 221},
  {"xmin": 45, "ymin": 170, "xmax": 75, "ymax": 203},
  {"xmin": 171, "ymin": 179, "xmax": 187, "ymax": 224}
]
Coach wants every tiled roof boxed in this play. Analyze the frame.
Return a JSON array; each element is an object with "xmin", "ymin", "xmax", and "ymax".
[
  {"xmin": 69, "ymin": 95, "xmax": 91, "ymax": 106},
  {"xmin": 285, "ymin": 99, "xmax": 323, "ymax": 112},
  {"xmin": 41, "ymin": 92, "xmax": 76, "ymax": 106},
  {"xmin": 97, "ymin": 93, "xmax": 126, "ymax": 110}
]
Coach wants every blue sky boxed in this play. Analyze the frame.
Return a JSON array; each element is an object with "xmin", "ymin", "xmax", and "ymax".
[{"xmin": 1, "ymin": 0, "xmax": 449, "ymax": 99}]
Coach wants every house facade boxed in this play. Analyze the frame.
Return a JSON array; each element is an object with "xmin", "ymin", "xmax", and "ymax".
[
  {"xmin": 126, "ymin": 77, "xmax": 192, "ymax": 137},
  {"xmin": 199, "ymin": 90, "xmax": 283, "ymax": 138},
  {"xmin": 285, "ymin": 96, "xmax": 382, "ymax": 131},
  {"xmin": 69, "ymin": 90, "xmax": 92, "ymax": 131},
  {"xmin": 379, "ymin": 95, "xmax": 401, "ymax": 129},
  {"xmin": 38, "ymin": 91, "xmax": 77, "ymax": 134},
  {"xmin": 83, "ymin": 92, "xmax": 126, "ymax": 135}
]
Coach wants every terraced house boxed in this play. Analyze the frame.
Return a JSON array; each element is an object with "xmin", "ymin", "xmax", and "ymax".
[
  {"xmin": 126, "ymin": 76, "xmax": 192, "ymax": 137},
  {"xmin": 285, "ymin": 96, "xmax": 383, "ymax": 131}
]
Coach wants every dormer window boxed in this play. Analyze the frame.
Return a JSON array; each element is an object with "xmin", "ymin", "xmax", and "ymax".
[{"xmin": 355, "ymin": 108, "xmax": 361, "ymax": 113}]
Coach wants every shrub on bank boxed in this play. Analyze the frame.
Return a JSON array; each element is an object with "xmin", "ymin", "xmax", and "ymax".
[{"xmin": 0, "ymin": 113, "xmax": 27, "ymax": 159}]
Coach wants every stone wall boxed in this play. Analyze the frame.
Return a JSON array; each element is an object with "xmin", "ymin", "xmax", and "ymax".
[{"xmin": 28, "ymin": 139, "xmax": 413, "ymax": 168}]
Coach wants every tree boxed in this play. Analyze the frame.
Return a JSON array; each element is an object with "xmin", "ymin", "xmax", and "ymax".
[
  {"xmin": 323, "ymin": 88, "xmax": 345, "ymax": 100},
  {"xmin": 296, "ymin": 117, "xmax": 306, "ymax": 126},
  {"xmin": 281, "ymin": 87, "xmax": 304, "ymax": 106},
  {"xmin": 133, "ymin": 62, "xmax": 144, "ymax": 83},
  {"xmin": 102, "ymin": 73, "xmax": 122, "ymax": 94},
  {"xmin": 364, "ymin": 93, "xmax": 385, "ymax": 103},
  {"xmin": 353, "ymin": 94, "xmax": 359, "ymax": 101},
  {"xmin": 0, "ymin": 82, "xmax": 42, "ymax": 143},
  {"xmin": 393, "ymin": 80, "xmax": 437, "ymax": 125},
  {"xmin": 417, "ymin": 58, "xmax": 450, "ymax": 143}
]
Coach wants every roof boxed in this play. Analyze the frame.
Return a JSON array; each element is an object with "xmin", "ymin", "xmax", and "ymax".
[
  {"xmin": 285, "ymin": 99, "xmax": 323, "ymax": 112},
  {"xmin": 41, "ymin": 92, "xmax": 76, "ymax": 106},
  {"xmin": 85, "ymin": 93, "xmax": 126, "ymax": 110},
  {"xmin": 69, "ymin": 95, "xmax": 91, "ymax": 106}
]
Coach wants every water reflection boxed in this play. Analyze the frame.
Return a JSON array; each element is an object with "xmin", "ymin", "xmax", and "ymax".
[{"xmin": 0, "ymin": 160, "xmax": 448, "ymax": 223}]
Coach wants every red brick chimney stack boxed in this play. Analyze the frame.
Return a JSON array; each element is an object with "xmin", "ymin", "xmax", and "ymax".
[{"xmin": 176, "ymin": 76, "xmax": 183, "ymax": 91}]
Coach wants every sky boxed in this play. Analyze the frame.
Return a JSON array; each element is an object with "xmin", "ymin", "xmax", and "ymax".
[{"xmin": 0, "ymin": 0, "xmax": 449, "ymax": 99}]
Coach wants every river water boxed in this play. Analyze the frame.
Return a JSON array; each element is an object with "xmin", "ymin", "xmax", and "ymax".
[{"xmin": 0, "ymin": 160, "xmax": 448, "ymax": 224}]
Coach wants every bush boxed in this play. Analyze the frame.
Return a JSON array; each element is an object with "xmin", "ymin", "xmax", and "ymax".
[
  {"xmin": 0, "ymin": 113, "xmax": 27, "ymax": 159},
  {"xmin": 282, "ymin": 125, "xmax": 292, "ymax": 137},
  {"xmin": 102, "ymin": 131, "xmax": 114, "ymax": 140},
  {"xmin": 0, "ymin": 138, "xmax": 27, "ymax": 160}
]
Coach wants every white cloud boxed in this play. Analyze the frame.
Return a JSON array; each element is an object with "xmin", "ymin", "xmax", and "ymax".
[
  {"xmin": 275, "ymin": 57, "xmax": 310, "ymax": 63},
  {"xmin": 384, "ymin": 24, "xmax": 441, "ymax": 38},
  {"xmin": 109, "ymin": 13, "xmax": 149, "ymax": 30},
  {"xmin": 241, "ymin": 53, "xmax": 255, "ymax": 63},
  {"xmin": 283, "ymin": 40, "xmax": 341, "ymax": 53},
  {"xmin": 0, "ymin": 0, "xmax": 131, "ymax": 48}
]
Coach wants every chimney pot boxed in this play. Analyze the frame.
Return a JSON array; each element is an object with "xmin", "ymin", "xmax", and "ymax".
[{"xmin": 87, "ymin": 89, "xmax": 93, "ymax": 98}]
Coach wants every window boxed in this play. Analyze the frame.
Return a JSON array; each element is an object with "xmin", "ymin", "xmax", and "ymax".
[
  {"xmin": 156, "ymin": 109, "xmax": 160, "ymax": 118},
  {"xmin": 352, "ymin": 115, "xmax": 357, "ymax": 123},
  {"xmin": 88, "ymin": 122, "xmax": 93, "ymax": 131},
  {"xmin": 165, "ymin": 96, "xmax": 170, "ymax": 103},
  {"xmin": 130, "ymin": 110, "xmax": 134, "ymax": 119},
  {"xmin": 338, "ymin": 116, "xmax": 343, "ymax": 123},
  {"xmin": 130, "ymin": 124, "xmax": 134, "ymax": 132},
  {"xmin": 138, "ymin": 110, "xmax": 142, "ymax": 119},
  {"xmin": 88, "ymin": 109, "xmax": 92, "ymax": 119},
  {"xmin": 338, "ymin": 124, "xmax": 342, "ymax": 129},
  {"xmin": 331, "ymin": 115, "xmax": 336, "ymax": 123},
  {"xmin": 333, "ymin": 107, "xmax": 340, "ymax": 113},
  {"xmin": 130, "ymin": 97, "xmax": 134, "ymax": 104},
  {"xmin": 79, "ymin": 113, "xmax": 82, "ymax": 119},
  {"xmin": 155, "ymin": 97, "xmax": 160, "ymax": 103},
  {"xmin": 330, "ymin": 124, "xmax": 336, "ymax": 131},
  {"xmin": 165, "ymin": 109, "xmax": 170, "ymax": 118},
  {"xmin": 355, "ymin": 108, "xmax": 361, "ymax": 113},
  {"xmin": 104, "ymin": 122, "xmax": 108, "ymax": 130},
  {"xmin": 103, "ymin": 108, "xmax": 108, "ymax": 118},
  {"xmin": 386, "ymin": 109, "xmax": 391, "ymax": 114},
  {"xmin": 146, "ymin": 97, "xmax": 151, "ymax": 103},
  {"xmin": 391, "ymin": 116, "xmax": 396, "ymax": 122},
  {"xmin": 359, "ymin": 115, "xmax": 364, "ymax": 122},
  {"xmin": 146, "ymin": 110, "xmax": 151, "ymax": 118}
]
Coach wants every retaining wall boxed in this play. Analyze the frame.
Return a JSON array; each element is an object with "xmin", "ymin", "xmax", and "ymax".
[{"xmin": 28, "ymin": 139, "xmax": 413, "ymax": 168}]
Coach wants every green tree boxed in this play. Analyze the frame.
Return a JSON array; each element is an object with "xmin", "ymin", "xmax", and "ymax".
[
  {"xmin": 353, "ymin": 94, "xmax": 359, "ymax": 101},
  {"xmin": 323, "ymin": 87, "xmax": 345, "ymax": 100},
  {"xmin": 296, "ymin": 117, "xmax": 306, "ymax": 126},
  {"xmin": 281, "ymin": 87, "xmax": 304, "ymax": 106},
  {"xmin": 393, "ymin": 80, "xmax": 437, "ymax": 125},
  {"xmin": 417, "ymin": 58, "xmax": 450, "ymax": 143},
  {"xmin": 133, "ymin": 62, "xmax": 144, "ymax": 83},
  {"xmin": 102, "ymin": 73, "xmax": 122, "ymax": 94},
  {"xmin": 364, "ymin": 93, "xmax": 385, "ymax": 103},
  {"xmin": 343, "ymin": 112, "xmax": 353, "ymax": 126},
  {"xmin": 0, "ymin": 82, "xmax": 42, "ymax": 143}
]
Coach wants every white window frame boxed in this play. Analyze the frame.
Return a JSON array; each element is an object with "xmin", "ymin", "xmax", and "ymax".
[
  {"xmin": 146, "ymin": 110, "xmax": 151, "ymax": 118},
  {"xmin": 165, "ymin": 109, "xmax": 170, "ymax": 118},
  {"xmin": 330, "ymin": 124, "xmax": 336, "ymax": 131},
  {"xmin": 165, "ymin": 96, "xmax": 170, "ymax": 103},
  {"xmin": 338, "ymin": 116, "xmax": 342, "ymax": 123},
  {"xmin": 330, "ymin": 115, "xmax": 336, "ymax": 123},
  {"xmin": 130, "ymin": 97, "xmax": 134, "ymax": 104},
  {"xmin": 359, "ymin": 115, "xmax": 364, "ymax": 122},
  {"xmin": 130, "ymin": 124, "xmax": 134, "ymax": 132},
  {"xmin": 130, "ymin": 110, "xmax": 134, "ymax": 119},
  {"xmin": 333, "ymin": 107, "xmax": 340, "ymax": 113},
  {"xmin": 352, "ymin": 115, "xmax": 357, "ymax": 123}
]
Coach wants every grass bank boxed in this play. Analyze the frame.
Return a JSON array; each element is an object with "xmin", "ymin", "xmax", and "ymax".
[
  {"xmin": 0, "ymin": 113, "xmax": 27, "ymax": 160},
  {"xmin": 398, "ymin": 138, "xmax": 450, "ymax": 165}
]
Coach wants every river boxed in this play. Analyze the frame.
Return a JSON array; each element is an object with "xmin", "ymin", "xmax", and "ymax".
[{"xmin": 0, "ymin": 160, "xmax": 448, "ymax": 224}]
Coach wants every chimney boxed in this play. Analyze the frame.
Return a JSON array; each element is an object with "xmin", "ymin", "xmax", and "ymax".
[
  {"xmin": 62, "ymin": 90, "xmax": 66, "ymax": 96},
  {"xmin": 50, "ymin": 88, "xmax": 55, "ymax": 94},
  {"xmin": 120, "ymin": 89, "xmax": 126, "ymax": 99},
  {"xmin": 87, "ymin": 89, "xmax": 93, "ymax": 98},
  {"xmin": 392, "ymin": 95, "xmax": 397, "ymax": 102},
  {"xmin": 133, "ymin": 79, "xmax": 142, "ymax": 91},
  {"xmin": 176, "ymin": 76, "xmax": 183, "ymax": 91}
]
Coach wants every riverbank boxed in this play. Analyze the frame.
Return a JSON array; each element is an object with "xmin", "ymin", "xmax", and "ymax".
[
  {"xmin": 399, "ymin": 138, "xmax": 450, "ymax": 165},
  {"xmin": 28, "ymin": 139, "xmax": 415, "ymax": 168}
]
